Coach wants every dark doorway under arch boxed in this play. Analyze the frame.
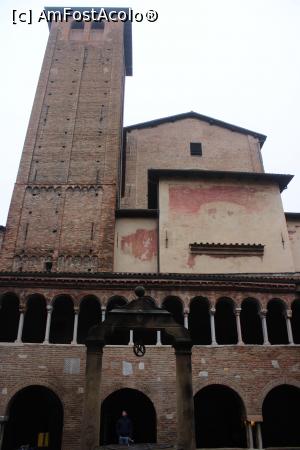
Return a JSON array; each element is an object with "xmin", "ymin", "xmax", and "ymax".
[
  {"xmin": 266, "ymin": 299, "xmax": 288, "ymax": 345},
  {"xmin": 262, "ymin": 384, "xmax": 300, "ymax": 447},
  {"xmin": 194, "ymin": 384, "xmax": 247, "ymax": 448},
  {"xmin": 78, "ymin": 296, "xmax": 101, "ymax": 344},
  {"xmin": 106, "ymin": 297, "xmax": 129, "ymax": 345},
  {"xmin": 0, "ymin": 293, "xmax": 19, "ymax": 342},
  {"xmin": 161, "ymin": 296, "xmax": 184, "ymax": 344},
  {"xmin": 215, "ymin": 298, "xmax": 238, "ymax": 345},
  {"xmin": 100, "ymin": 388, "xmax": 156, "ymax": 445},
  {"xmin": 49, "ymin": 295, "xmax": 74, "ymax": 344},
  {"xmin": 22, "ymin": 295, "xmax": 47, "ymax": 343},
  {"xmin": 240, "ymin": 298, "xmax": 263, "ymax": 345},
  {"xmin": 3, "ymin": 385, "xmax": 63, "ymax": 450},
  {"xmin": 291, "ymin": 299, "xmax": 300, "ymax": 344},
  {"xmin": 189, "ymin": 297, "xmax": 211, "ymax": 345}
]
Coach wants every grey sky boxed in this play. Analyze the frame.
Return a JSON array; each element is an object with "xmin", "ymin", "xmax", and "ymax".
[{"xmin": 0, "ymin": 0, "xmax": 299, "ymax": 225}]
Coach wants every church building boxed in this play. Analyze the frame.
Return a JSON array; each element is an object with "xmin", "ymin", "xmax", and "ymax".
[{"xmin": 0, "ymin": 7, "xmax": 299, "ymax": 450}]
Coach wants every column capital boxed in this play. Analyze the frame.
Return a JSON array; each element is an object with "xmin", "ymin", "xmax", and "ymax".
[
  {"xmin": 46, "ymin": 304, "xmax": 53, "ymax": 312},
  {"xmin": 184, "ymin": 308, "xmax": 190, "ymax": 315},
  {"xmin": 19, "ymin": 305, "xmax": 26, "ymax": 314},
  {"xmin": 0, "ymin": 415, "xmax": 9, "ymax": 423},
  {"xmin": 74, "ymin": 306, "xmax": 80, "ymax": 314},
  {"xmin": 259, "ymin": 308, "xmax": 267, "ymax": 317},
  {"xmin": 210, "ymin": 306, "xmax": 216, "ymax": 315},
  {"xmin": 285, "ymin": 309, "xmax": 292, "ymax": 319},
  {"xmin": 235, "ymin": 307, "xmax": 242, "ymax": 316}
]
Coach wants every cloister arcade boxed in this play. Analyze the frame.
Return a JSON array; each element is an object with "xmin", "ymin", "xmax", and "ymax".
[
  {"xmin": 1, "ymin": 382, "xmax": 299, "ymax": 449},
  {"xmin": 0, "ymin": 291, "xmax": 299, "ymax": 346}
]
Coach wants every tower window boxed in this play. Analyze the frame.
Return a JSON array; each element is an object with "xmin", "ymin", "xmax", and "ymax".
[
  {"xmin": 71, "ymin": 20, "xmax": 84, "ymax": 29},
  {"xmin": 91, "ymin": 20, "xmax": 105, "ymax": 30},
  {"xmin": 190, "ymin": 142, "xmax": 202, "ymax": 156}
]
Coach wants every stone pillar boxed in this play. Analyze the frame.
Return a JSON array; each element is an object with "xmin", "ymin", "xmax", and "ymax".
[
  {"xmin": 101, "ymin": 306, "xmax": 106, "ymax": 322},
  {"xmin": 184, "ymin": 309, "xmax": 189, "ymax": 329},
  {"xmin": 43, "ymin": 305, "xmax": 53, "ymax": 344},
  {"xmin": 129, "ymin": 329, "xmax": 134, "ymax": 346},
  {"xmin": 260, "ymin": 309, "xmax": 270, "ymax": 345},
  {"xmin": 285, "ymin": 309, "xmax": 294, "ymax": 345},
  {"xmin": 209, "ymin": 307, "xmax": 217, "ymax": 345},
  {"xmin": 246, "ymin": 421, "xmax": 254, "ymax": 449},
  {"xmin": 174, "ymin": 344, "xmax": 196, "ymax": 450},
  {"xmin": 255, "ymin": 422, "xmax": 263, "ymax": 449},
  {"xmin": 0, "ymin": 416, "xmax": 8, "ymax": 450},
  {"xmin": 81, "ymin": 343, "xmax": 103, "ymax": 450},
  {"xmin": 15, "ymin": 306, "xmax": 25, "ymax": 343},
  {"xmin": 72, "ymin": 307, "xmax": 79, "ymax": 345},
  {"xmin": 156, "ymin": 330, "xmax": 162, "ymax": 346},
  {"xmin": 235, "ymin": 307, "xmax": 244, "ymax": 345}
]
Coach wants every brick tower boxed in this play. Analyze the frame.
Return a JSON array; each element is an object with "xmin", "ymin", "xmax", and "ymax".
[{"xmin": 0, "ymin": 7, "xmax": 132, "ymax": 273}]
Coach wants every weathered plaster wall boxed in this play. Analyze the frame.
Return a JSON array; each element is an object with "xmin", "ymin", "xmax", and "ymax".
[
  {"xmin": 114, "ymin": 218, "xmax": 158, "ymax": 272},
  {"xmin": 122, "ymin": 118, "xmax": 264, "ymax": 209},
  {"xmin": 287, "ymin": 217, "xmax": 300, "ymax": 271},
  {"xmin": 159, "ymin": 177, "xmax": 294, "ymax": 273}
]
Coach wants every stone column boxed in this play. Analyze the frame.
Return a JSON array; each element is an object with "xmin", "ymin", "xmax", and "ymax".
[
  {"xmin": 235, "ymin": 307, "xmax": 244, "ymax": 345},
  {"xmin": 285, "ymin": 309, "xmax": 294, "ymax": 345},
  {"xmin": 101, "ymin": 306, "xmax": 106, "ymax": 322},
  {"xmin": 0, "ymin": 416, "xmax": 8, "ymax": 450},
  {"xmin": 184, "ymin": 309, "xmax": 189, "ymax": 329},
  {"xmin": 156, "ymin": 330, "xmax": 162, "ymax": 346},
  {"xmin": 255, "ymin": 422, "xmax": 263, "ymax": 449},
  {"xmin": 260, "ymin": 309, "xmax": 270, "ymax": 345},
  {"xmin": 15, "ymin": 306, "xmax": 25, "ymax": 343},
  {"xmin": 81, "ymin": 343, "xmax": 104, "ymax": 450},
  {"xmin": 43, "ymin": 305, "xmax": 53, "ymax": 344},
  {"xmin": 72, "ymin": 307, "xmax": 79, "ymax": 345},
  {"xmin": 209, "ymin": 307, "xmax": 217, "ymax": 345},
  {"xmin": 129, "ymin": 329, "xmax": 134, "ymax": 346},
  {"xmin": 174, "ymin": 344, "xmax": 196, "ymax": 450},
  {"xmin": 246, "ymin": 421, "xmax": 254, "ymax": 449}
]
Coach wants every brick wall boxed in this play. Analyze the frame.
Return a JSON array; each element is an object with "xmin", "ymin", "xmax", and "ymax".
[{"xmin": 0, "ymin": 343, "xmax": 299, "ymax": 449}]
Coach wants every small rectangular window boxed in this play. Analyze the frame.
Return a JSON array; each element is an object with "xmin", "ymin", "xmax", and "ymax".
[
  {"xmin": 190, "ymin": 142, "xmax": 202, "ymax": 156},
  {"xmin": 91, "ymin": 20, "xmax": 105, "ymax": 30},
  {"xmin": 71, "ymin": 20, "xmax": 84, "ymax": 29}
]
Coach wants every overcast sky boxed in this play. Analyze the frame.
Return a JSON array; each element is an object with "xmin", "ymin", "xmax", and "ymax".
[{"xmin": 0, "ymin": 0, "xmax": 299, "ymax": 225}]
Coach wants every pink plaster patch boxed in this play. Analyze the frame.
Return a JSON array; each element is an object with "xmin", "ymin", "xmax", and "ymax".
[
  {"xmin": 121, "ymin": 229, "xmax": 157, "ymax": 261},
  {"xmin": 169, "ymin": 185, "xmax": 260, "ymax": 214}
]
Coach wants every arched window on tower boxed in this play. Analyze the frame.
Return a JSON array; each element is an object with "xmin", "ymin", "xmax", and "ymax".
[
  {"xmin": 22, "ymin": 294, "xmax": 47, "ymax": 343},
  {"xmin": 0, "ymin": 293, "xmax": 19, "ymax": 342},
  {"xmin": 266, "ymin": 299, "xmax": 288, "ymax": 345},
  {"xmin": 161, "ymin": 296, "xmax": 184, "ymax": 344},
  {"xmin": 215, "ymin": 298, "xmax": 237, "ymax": 345},
  {"xmin": 240, "ymin": 298, "xmax": 263, "ymax": 345},
  {"xmin": 49, "ymin": 295, "xmax": 74, "ymax": 344},
  {"xmin": 189, "ymin": 297, "xmax": 211, "ymax": 345},
  {"xmin": 77, "ymin": 295, "xmax": 101, "ymax": 344}
]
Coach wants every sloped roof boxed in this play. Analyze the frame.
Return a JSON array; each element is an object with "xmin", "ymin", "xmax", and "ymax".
[{"xmin": 125, "ymin": 111, "xmax": 267, "ymax": 146}]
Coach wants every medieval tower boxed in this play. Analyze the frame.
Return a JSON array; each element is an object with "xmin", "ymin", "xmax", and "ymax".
[{"xmin": 0, "ymin": 6, "xmax": 299, "ymax": 450}]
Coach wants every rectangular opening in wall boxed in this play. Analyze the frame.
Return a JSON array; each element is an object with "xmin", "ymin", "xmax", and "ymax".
[
  {"xmin": 91, "ymin": 20, "xmax": 105, "ymax": 30},
  {"xmin": 190, "ymin": 142, "xmax": 202, "ymax": 156},
  {"xmin": 71, "ymin": 20, "xmax": 84, "ymax": 29}
]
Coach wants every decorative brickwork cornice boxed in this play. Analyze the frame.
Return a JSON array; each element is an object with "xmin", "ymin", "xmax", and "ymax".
[{"xmin": 0, "ymin": 271, "xmax": 298, "ymax": 293}]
